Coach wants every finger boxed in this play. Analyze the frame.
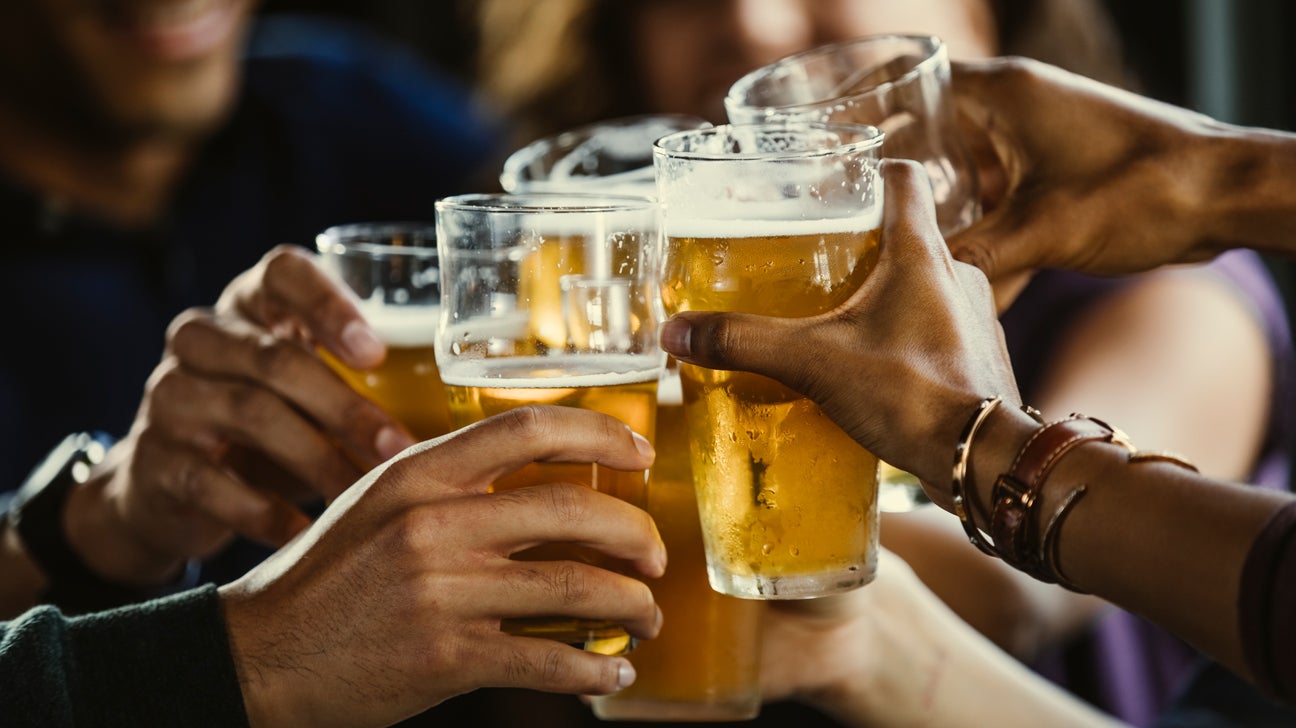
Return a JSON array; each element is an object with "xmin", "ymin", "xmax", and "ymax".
[
  {"xmin": 145, "ymin": 358, "xmax": 366, "ymax": 499},
  {"xmin": 134, "ymin": 431, "xmax": 311, "ymax": 549},
  {"xmin": 488, "ymin": 560, "xmax": 662, "ymax": 638},
  {"xmin": 431, "ymin": 484, "xmax": 666, "ymax": 578},
  {"xmin": 391, "ymin": 406, "xmax": 656, "ymax": 494},
  {"xmin": 181, "ymin": 464, "xmax": 312, "ymax": 548},
  {"xmin": 167, "ymin": 310, "xmax": 415, "ymax": 465},
  {"xmin": 481, "ymin": 636, "xmax": 637, "ymax": 696},
  {"xmin": 217, "ymin": 245, "xmax": 386, "ymax": 370}
]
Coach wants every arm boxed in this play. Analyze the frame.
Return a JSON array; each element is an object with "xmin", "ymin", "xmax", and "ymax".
[
  {"xmin": 0, "ymin": 586, "xmax": 248, "ymax": 727},
  {"xmin": 2, "ymin": 407, "xmax": 666, "ymax": 727},
  {"xmin": 760, "ymin": 550, "xmax": 1122, "ymax": 728},
  {"xmin": 907, "ymin": 263, "xmax": 1274, "ymax": 654},
  {"xmin": 661, "ymin": 159, "xmax": 1296, "ymax": 696},
  {"xmin": 947, "ymin": 57, "xmax": 1296, "ymax": 284},
  {"xmin": 0, "ymin": 246, "xmax": 414, "ymax": 619}
]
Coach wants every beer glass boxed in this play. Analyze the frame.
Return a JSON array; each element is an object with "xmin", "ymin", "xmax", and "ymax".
[
  {"xmin": 315, "ymin": 223, "xmax": 452, "ymax": 441},
  {"xmin": 728, "ymin": 35, "xmax": 967, "ymax": 512},
  {"xmin": 435, "ymin": 193, "xmax": 664, "ymax": 655},
  {"xmin": 499, "ymin": 114, "xmax": 710, "ymax": 195},
  {"xmin": 725, "ymin": 34, "xmax": 977, "ymax": 236},
  {"xmin": 654, "ymin": 123, "xmax": 884, "ymax": 600},
  {"xmin": 501, "ymin": 123, "xmax": 765, "ymax": 721}
]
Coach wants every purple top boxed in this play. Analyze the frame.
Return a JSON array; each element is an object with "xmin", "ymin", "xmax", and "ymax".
[{"xmin": 1001, "ymin": 250, "xmax": 1295, "ymax": 726}]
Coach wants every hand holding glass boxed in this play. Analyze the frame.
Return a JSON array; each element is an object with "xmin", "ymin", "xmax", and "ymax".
[
  {"xmin": 435, "ymin": 193, "xmax": 664, "ymax": 655},
  {"xmin": 654, "ymin": 123, "xmax": 884, "ymax": 600}
]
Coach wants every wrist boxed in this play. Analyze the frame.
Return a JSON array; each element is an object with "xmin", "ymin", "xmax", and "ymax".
[
  {"xmin": 64, "ymin": 457, "xmax": 186, "ymax": 587},
  {"xmin": 220, "ymin": 584, "xmax": 320, "ymax": 728}
]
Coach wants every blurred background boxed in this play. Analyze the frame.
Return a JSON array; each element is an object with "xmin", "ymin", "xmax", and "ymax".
[{"xmin": 258, "ymin": 0, "xmax": 1296, "ymax": 130}]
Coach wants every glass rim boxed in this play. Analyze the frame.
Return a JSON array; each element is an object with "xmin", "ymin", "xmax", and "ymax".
[
  {"xmin": 500, "ymin": 113, "xmax": 712, "ymax": 191},
  {"xmin": 653, "ymin": 121, "xmax": 884, "ymax": 162},
  {"xmin": 434, "ymin": 191, "xmax": 660, "ymax": 214},
  {"xmin": 725, "ymin": 33, "xmax": 946, "ymax": 115},
  {"xmin": 315, "ymin": 222, "xmax": 437, "ymax": 257}
]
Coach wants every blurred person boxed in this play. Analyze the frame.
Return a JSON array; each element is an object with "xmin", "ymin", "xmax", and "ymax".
[
  {"xmin": 0, "ymin": 0, "xmax": 501, "ymax": 606},
  {"xmin": 474, "ymin": 1, "xmax": 1291, "ymax": 725}
]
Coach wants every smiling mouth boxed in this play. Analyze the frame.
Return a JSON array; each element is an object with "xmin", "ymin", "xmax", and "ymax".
[{"xmin": 99, "ymin": 0, "xmax": 246, "ymax": 61}]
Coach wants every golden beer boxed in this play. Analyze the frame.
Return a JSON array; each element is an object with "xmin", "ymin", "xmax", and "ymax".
[
  {"xmin": 662, "ymin": 215, "xmax": 882, "ymax": 599},
  {"xmin": 444, "ymin": 353, "xmax": 658, "ymax": 654},
  {"xmin": 322, "ymin": 304, "xmax": 453, "ymax": 441},
  {"xmin": 592, "ymin": 368, "xmax": 764, "ymax": 721}
]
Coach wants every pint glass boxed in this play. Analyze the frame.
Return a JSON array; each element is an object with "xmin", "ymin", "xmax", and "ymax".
[
  {"xmin": 315, "ymin": 223, "xmax": 452, "ymax": 441},
  {"xmin": 501, "ymin": 123, "xmax": 765, "ymax": 720},
  {"xmin": 435, "ymin": 193, "xmax": 664, "ymax": 655},
  {"xmin": 725, "ymin": 34, "xmax": 977, "ymax": 236},
  {"xmin": 654, "ymin": 123, "xmax": 884, "ymax": 600}
]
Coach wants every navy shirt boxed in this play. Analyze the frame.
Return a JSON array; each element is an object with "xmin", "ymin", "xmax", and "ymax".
[{"xmin": 0, "ymin": 15, "xmax": 502, "ymax": 493}]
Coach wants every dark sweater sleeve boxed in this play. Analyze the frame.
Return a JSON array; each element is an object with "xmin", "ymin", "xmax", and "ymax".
[
  {"xmin": 1239, "ymin": 499, "xmax": 1296, "ymax": 703},
  {"xmin": 0, "ymin": 584, "xmax": 250, "ymax": 727}
]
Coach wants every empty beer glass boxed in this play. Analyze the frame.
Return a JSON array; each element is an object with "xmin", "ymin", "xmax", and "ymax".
[
  {"xmin": 655, "ymin": 122, "xmax": 884, "ymax": 600},
  {"xmin": 435, "ymin": 193, "xmax": 664, "ymax": 655},
  {"xmin": 500, "ymin": 114, "xmax": 710, "ymax": 195},
  {"xmin": 726, "ymin": 34, "xmax": 977, "ymax": 236},
  {"xmin": 316, "ymin": 223, "xmax": 452, "ymax": 441}
]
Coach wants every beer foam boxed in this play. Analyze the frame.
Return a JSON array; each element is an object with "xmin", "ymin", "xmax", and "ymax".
[
  {"xmin": 664, "ymin": 207, "xmax": 882, "ymax": 239},
  {"xmin": 358, "ymin": 304, "xmax": 442, "ymax": 347},
  {"xmin": 657, "ymin": 370, "xmax": 684, "ymax": 406},
  {"xmin": 440, "ymin": 354, "xmax": 661, "ymax": 388}
]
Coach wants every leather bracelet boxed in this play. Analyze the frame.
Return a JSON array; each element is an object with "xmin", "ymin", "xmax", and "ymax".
[{"xmin": 990, "ymin": 416, "xmax": 1128, "ymax": 578}]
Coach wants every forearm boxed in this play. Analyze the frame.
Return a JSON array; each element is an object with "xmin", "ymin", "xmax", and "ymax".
[
  {"xmin": 1196, "ymin": 124, "xmax": 1296, "ymax": 260},
  {"xmin": 970, "ymin": 407, "xmax": 1291, "ymax": 680},
  {"xmin": 812, "ymin": 567, "xmax": 1120, "ymax": 728}
]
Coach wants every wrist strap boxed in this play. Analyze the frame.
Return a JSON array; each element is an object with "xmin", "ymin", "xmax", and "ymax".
[{"xmin": 7, "ymin": 433, "xmax": 199, "ymax": 614}]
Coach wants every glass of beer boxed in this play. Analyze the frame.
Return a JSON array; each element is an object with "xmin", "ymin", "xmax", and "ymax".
[
  {"xmin": 500, "ymin": 114, "xmax": 710, "ymax": 195},
  {"xmin": 435, "ymin": 193, "xmax": 665, "ymax": 656},
  {"xmin": 725, "ymin": 34, "xmax": 977, "ymax": 236},
  {"xmin": 501, "ymin": 124, "xmax": 766, "ymax": 720},
  {"xmin": 315, "ymin": 223, "xmax": 452, "ymax": 441},
  {"xmin": 728, "ymin": 36, "xmax": 968, "ymax": 511},
  {"xmin": 654, "ymin": 122, "xmax": 884, "ymax": 600}
]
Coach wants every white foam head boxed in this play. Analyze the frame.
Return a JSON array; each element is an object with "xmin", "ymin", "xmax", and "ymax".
[
  {"xmin": 358, "ymin": 303, "xmax": 441, "ymax": 347},
  {"xmin": 439, "ymin": 353, "xmax": 662, "ymax": 388},
  {"xmin": 665, "ymin": 205, "xmax": 882, "ymax": 239}
]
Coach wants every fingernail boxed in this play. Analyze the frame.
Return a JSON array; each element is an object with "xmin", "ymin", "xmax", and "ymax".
[
  {"xmin": 630, "ymin": 429, "xmax": 655, "ymax": 459},
  {"xmin": 659, "ymin": 318, "xmax": 691, "ymax": 358},
  {"xmin": 341, "ymin": 320, "xmax": 384, "ymax": 365},
  {"xmin": 654, "ymin": 604, "xmax": 664, "ymax": 634},
  {"xmin": 616, "ymin": 660, "xmax": 636, "ymax": 690},
  {"xmin": 375, "ymin": 426, "xmax": 416, "ymax": 460}
]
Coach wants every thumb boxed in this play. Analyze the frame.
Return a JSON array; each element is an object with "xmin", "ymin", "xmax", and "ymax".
[{"xmin": 660, "ymin": 312, "xmax": 813, "ymax": 389}]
